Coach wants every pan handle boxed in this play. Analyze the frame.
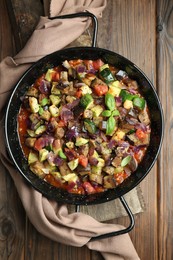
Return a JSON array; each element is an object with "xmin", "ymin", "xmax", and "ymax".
[
  {"xmin": 49, "ymin": 12, "xmax": 98, "ymax": 48},
  {"xmin": 75, "ymin": 196, "xmax": 135, "ymax": 240},
  {"xmin": 89, "ymin": 196, "xmax": 135, "ymax": 241}
]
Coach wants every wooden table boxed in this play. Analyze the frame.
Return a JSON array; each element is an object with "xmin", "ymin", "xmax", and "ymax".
[{"xmin": 0, "ymin": 0, "xmax": 172, "ymax": 259}]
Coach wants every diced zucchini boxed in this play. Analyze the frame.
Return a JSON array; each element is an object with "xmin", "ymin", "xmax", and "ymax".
[
  {"xmin": 63, "ymin": 173, "xmax": 78, "ymax": 182},
  {"xmin": 66, "ymin": 141, "xmax": 74, "ymax": 149},
  {"xmin": 49, "ymin": 95, "xmax": 61, "ymax": 106},
  {"xmin": 58, "ymin": 149, "xmax": 67, "ymax": 159},
  {"xmin": 97, "ymin": 158, "xmax": 105, "ymax": 168},
  {"xmin": 29, "ymin": 97, "xmax": 39, "ymax": 113},
  {"xmin": 45, "ymin": 69, "xmax": 54, "ymax": 82},
  {"xmin": 91, "ymin": 166, "xmax": 102, "ymax": 175},
  {"xmin": 39, "ymin": 149, "xmax": 49, "ymax": 162},
  {"xmin": 62, "ymin": 60, "xmax": 71, "ymax": 69},
  {"xmin": 40, "ymin": 110, "xmax": 51, "ymax": 121},
  {"xmin": 83, "ymin": 109, "xmax": 93, "ymax": 119},
  {"xmin": 93, "ymin": 116, "xmax": 103, "ymax": 126},
  {"xmin": 108, "ymin": 85, "xmax": 121, "ymax": 97},
  {"xmin": 123, "ymin": 100, "xmax": 133, "ymax": 109},
  {"xmin": 35, "ymin": 125, "xmax": 47, "ymax": 135},
  {"xmin": 111, "ymin": 129, "xmax": 126, "ymax": 141},
  {"xmin": 60, "ymin": 71, "xmax": 68, "ymax": 81},
  {"xmin": 75, "ymin": 137, "xmax": 89, "ymax": 146},
  {"xmin": 27, "ymin": 129, "xmax": 37, "ymax": 137},
  {"xmin": 100, "ymin": 142, "xmax": 112, "ymax": 155},
  {"xmin": 80, "ymin": 85, "xmax": 92, "ymax": 95},
  {"xmin": 80, "ymin": 94, "xmax": 93, "ymax": 109},
  {"xmin": 114, "ymin": 166, "xmax": 124, "ymax": 174},
  {"xmin": 51, "ymin": 82, "xmax": 61, "ymax": 95},
  {"xmin": 99, "ymin": 64, "xmax": 115, "ymax": 84},
  {"xmin": 91, "ymin": 105, "xmax": 104, "ymax": 117},
  {"xmin": 89, "ymin": 174, "xmax": 103, "ymax": 185},
  {"xmin": 84, "ymin": 119, "xmax": 97, "ymax": 134},
  {"xmin": 49, "ymin": 105, "xmax": 59, "ymax": 117},
  {"xmin": 28, "ymin": 152, "xmax": 38, "ymax": 165},
  {"xmin": 68, "ymin": 158, "xmax": 79, "ymax": 170}
]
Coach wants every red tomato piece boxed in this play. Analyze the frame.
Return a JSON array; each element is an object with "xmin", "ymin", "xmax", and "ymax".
[
  {"xmin": 75, "ymin": 89, "xmax": 83, "ymax": 98},
  {"xmin": 34, "ymin": 137, "xmax": 45, "ymax": 151},
  {"xmin": 78, "ymin": 155, "xmax": 88, "ymax": 168},
  {"xmin": 135, "ymin": 129, "xmax": 147, "ymax": 140},
  {"xmin": 83, "ymin": 182, "xmax": 96, "ymax": 194},
  {"xmin": 51, "ymin": 71, "xmax": 60, "ymax": 81},
  {"xmin": 92, "ymin": 59, "xmax": 104, "ymax": 70},
  {"xmin": 94, "ymin": 84, "xmax": 108, "ymax": 96}
]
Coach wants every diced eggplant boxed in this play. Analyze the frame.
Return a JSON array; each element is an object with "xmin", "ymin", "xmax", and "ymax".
[
  {"xmin": 54, "ymin": 127, "xmax": 65, "ymax": 139},
  {"xmin": 59, "ymin": 161, "xmax": 72, "ymax": 176},
  {"xmin": 35, "ymin": 125, "xmax": 46, "ymax": 135},
  {"xmin": 103, "ymin": 166, "xmax": 115, "ymax": 175},
  {"xmin": 128, "ymin": 155, "xmax": 138, "ymax": 171},
  {"xmin": 26, "ymin": 86, "xmax": 39, "ymax": 97},
  {"xmin": 29, "ymin": 161, "xmax": 46, "ymax": 178},
  {"xmin": 103, "ymin": 175, "xmax": 116, "ymax": 189},
  {"xmin": 138, "ymin": 107, "xmax": 150, "ymax": 125},
  {"xmin": 89, "ymin": 174, "xmax": 103, "ymax": 185},
  {"xmin": 25, "ymin": 137, "xmax": 36, "ymax": 148},
  {"xmin": 111, "ymin": 156, "xmax": 122, "ymax": 167}
]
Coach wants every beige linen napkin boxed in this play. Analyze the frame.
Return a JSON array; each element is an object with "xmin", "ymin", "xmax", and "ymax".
[{"xmin": 0, "ymin": 1, "xmax": 140, "ymax": 259}]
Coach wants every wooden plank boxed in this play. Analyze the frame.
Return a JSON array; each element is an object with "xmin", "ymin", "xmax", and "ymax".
[
  {"xmin": 5, "ymin": 0, "xmax": 44, "ymax": 51},
  {"xmin": 156, "ymin": 1, "xmax": 173, "ymax": 259},
  {"xmin": 97, "ymin": 1, "xmax": 158, "ymax": 259},
  {"xmin": 0, "ymin": 1, "xmax": 26, "ymax": 260}
]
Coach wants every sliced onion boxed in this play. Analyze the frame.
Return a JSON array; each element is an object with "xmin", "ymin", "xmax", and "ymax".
[{"xmin": 39, "ymin": 80, "xmax": 51, "ymax": 94}]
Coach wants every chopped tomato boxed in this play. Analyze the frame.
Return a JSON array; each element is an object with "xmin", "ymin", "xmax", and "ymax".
[
  {"xmin": 57, "ymin": 120, "xmax": 66, "ymax": 127},
  {"xmin": 114, "ymin": 171, "xmax": 128, "ymax": 185},
  {"xmin": 68, "ymin": 185, "xmax": 85, "ymax": 195},
  {"xmin": 78, "ymin": 155, "xmax": 88, "ymax": 168},
  {"xmin": 83, "ymin": 60, "xmax": 93, "ymax": 70},
  {"xmin": 92, "ymin": 59, "xmax": 104, "ymax": 70},
  {"xmin": 51, "ymin": 71, "xmax": 60, "ymax": 81},
  {"xmin": 34, "ymin": 74, "xmax": 45, "ymax": 87},
  {"xmin": 83, "ymin": 182, "xmax": 96, "ymax": 194},
  {"xmin": 135, "ymin": 129, "xmax": 147, "ymax": 140},
  {"xmin": 69, "ymin": 59, "xmax": 82, "ymax": 67},
  {"xmin": 94, "ymin": 84, "xmax": 108, "ymax": 96},
  {"xmin": 134, "ymin": 149, "xmax": 145, "ymax": 162},
  {"xmin": 75, "ymin": 89, "xmax": 83, "ymax": 98},
  {"xmin": 34, "ymin": 137, "xmax": 45, "ymax": 151}
]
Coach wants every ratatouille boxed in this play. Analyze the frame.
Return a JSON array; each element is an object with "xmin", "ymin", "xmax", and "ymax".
[{"xmin": 18, "ymin": 59, "xmax": 151, "ymax": 195}]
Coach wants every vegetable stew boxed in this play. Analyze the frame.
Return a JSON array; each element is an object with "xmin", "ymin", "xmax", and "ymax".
[{"xmin": 18, "ymin": 59, "xmax": 151, "ymax": 195}]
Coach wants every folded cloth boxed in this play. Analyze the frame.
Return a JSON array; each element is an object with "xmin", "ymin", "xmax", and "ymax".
[{"xmin": 0, "ymin": 0, "xmax": 140, "ymax": 259}]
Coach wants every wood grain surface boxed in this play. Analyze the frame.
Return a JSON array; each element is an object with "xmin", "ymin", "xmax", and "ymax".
[{"xmin": 0, "ymin": 0, "xmax": 173, "ymax": 259}]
